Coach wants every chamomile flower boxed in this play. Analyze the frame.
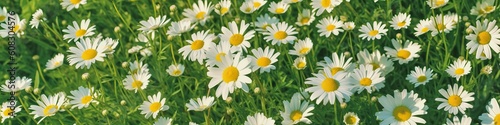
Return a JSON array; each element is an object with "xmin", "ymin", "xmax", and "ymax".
[
  {"xmin": 429, "ymin": 14, "xmax": 455, "ymax": 36},
  {"xmin": 289, "ymin": 37, "xmax": 313, "ymax": 56},
  {"xmin": 220, "ymin": 20, "xmax": 255, "ymax": 52},
  {"xmin": 0, "ymin": 7, "xmax": 7, "ymax": 23},
  {"xmin": 182, "ymin": 0, "xmax": 213, "ymax": 26},
  {"xmin": 154, "ymin": 117, "xmax": 173, "ymax": 125},
  {"xmin": 44, "ymin": 53, "xmax": 64, "ymax": 70},
  {"xmin": 67, "ymin": 37, "xmax": 107, "ymax": 69},
  {"xmin": 0, "ymin": 101, "xmax": 21, "ymax": 123},
  {"xmin": 343, "ymin": 112, "xmax": 360, "ymax": 125},
  {"xmin": 389, "ymin": 12, "xmax": 411, "ymax": 30},
  {"xmin": 240, "ymin": 1, "xmax": 257, "ymax": 14},
  {"xmin": 414, "ymin": 18, "xmax": 432, "ymax": 36},
  {"xmin": 206, "ymin": 41, "xmax": 234, "ymax": 67},
  {"xmin": 263, "ymin": 22, "xmax": 298, "ymax": 45},
  {"xmin": 465, "ymin": 19, "xmax": 500, "ymax": 60},
  {"xmin": 317, "ymin": 52, "xmax": 355, "ymax": 76},
  {"xmin": 101, "ymin": 37, "xmax": 119, "ymax": 55},
  {"xmin": 139, "ymin": 92, "xmax": 168, "ymax": 119},
  {"xmin": 316, "ymin": 16, "xmax": 344, "ymax": 37},
  {"xmin": 0, "ymin": 14, "xmax": 26, "ymax": 38},
  {"xmin": 61, "ymin": 0, "xmax": 87, "ymax": 11},
  {"xmin": 357, "ymin": 49, "xmax": 394, "ymax": 76},
  {"xmin": 445, "ymin": 59, "xmax": 471, "ymax": 81},
  {"xmin": 446, "ymin": 115, "xmax": 472, "ymax": 125},
  {"xmin": 207, "ymin": 53, "xmax": 252, "ymax": 100},
  {"xmin": 406, "ymin": 66, "xmax": 434, "ymax": 87},
  {"xmin": 268, "ymin": 1, "xmax": 290, "ymax": 14},
  {"xmin": 294, "ymin": 56, "xmax": 307, "ymax": 70},
  {"xmin": 254, "ymin": 14, "xmax": 279, "ymax": 32},
  {"xmin": 215, "ymin": 0, "xmax": 231, "ymax": 16},
  {"xmin": 129, "ymin": 60, "xmax": 150, "ymax": 75},
  {"xmin": 248, "ymin": 0, "xmax": 267, "ymax": 10},
  {"xmin": 167, "ymin": 64, "xmax": 185, "ymax": 77},
  {"xmin": 427, "ymin": 0, "xmax": 448, "ymax": 9},
  {"xmin": 244, "ymin": 113, "xmax": 276, "ymax": 125},
  {"xmin": 435, "ymin": 84, "xmax": 475, "ymax": 115},
  {"xmin": 29, "ymin": 92, "xmax": 67, "ymax": 124},
  {"xmin": 68, "ymin": 86, "xmax": 99, "ymax": 109},
  {"xmin": 296, "ymin": 9, "xmax": 315, "ymax": 26},
  {"xmin": 479, "ymin": 98, "xmax": 500, "ymax": 124},
  {"xmin": 185, "ymin": 96, "xmax": 216, "ymax": 111},
  {"xmin": 280, "ymin": 93, "xmax": 315, "ymax": 125},
  {"xmin": 129, "ymin": 33, "xmax": 153, "ymax": 57},
  {"xmin": 349, "ymin": 64, "xmax": 385, "ymax": 94},
  {"xmin": 249, "ymin": 46, "xmax": 280, "ymax": 73},
  {"xmin": 29, "ymin": 9, "xmax": 45, "ymax": 29},
  {"xmin": 166, "ymin": 19, "xmax": 194, "ymax": 37},
  {"xmin": 178, "ymin": 30, "xmax": 217, "ymax": 64},
  {"xmin": 359, "ymin": 21, "xmax": 388, "ymax": 41},
  {"xmin": 123, "ymin": 72, "xmax": 151, "ymax": 93},
  {"xmin": 311, "ymin": 0, "xmax": 341, "ymax": 16},
  {"xmin": 62, "ymin": 19, "xmax": 96, "ymax": 42},
  {"xmin": 1, "ymin": 76, "xmax": 31, "ymax": 93},
  {"xmin": 138, "ymin": 15, "xmax": 170, "ymax": 34},
  {"xmin": 375, "ymin": 89, "xmax": 427, "ymax": 125},
  {"xmin": 343, "ymin": 21, "xmax": 356, "ymax": 31},
  {"xmin": 384, "ymin": 39, "xmax": 422, "ymax": 64},
  {"xmin": 305, "ymin": 68, "xmax": 353, "ymax": 105},
  {"xmin": 471, "ymin": 0, "xmax": 496, "ymax": 18}
]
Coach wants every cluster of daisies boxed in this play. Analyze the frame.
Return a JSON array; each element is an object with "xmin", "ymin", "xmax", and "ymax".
[{"xmin": 1, "ymin": 0, "xmax": 500, "ymax": 124}]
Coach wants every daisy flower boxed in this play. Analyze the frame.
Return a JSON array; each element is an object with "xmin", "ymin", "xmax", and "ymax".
[
  {"xmin": 207, "ymin": 53, "xmax": 252, "ymax": 100},
  {"xmin": 1, "ymin": 76, "xmax": 32, "ymax": 93},
  {"xmin": 249, "ymin": 46, "xmax": 280, "ymax": 73},
  {"xmin": 182, "ymin": 0, "xmax": 213, "ymax": 26},
  {"xmin": 166, "ymin": 19, "xmax": 194, "ymax": 37},
  {"xmin": 138, "ymin": 15, "xmax": 170, "ymax": 34},
  {"xmin": 357, "ymin": 49, "xmax": 394, "ymax": 76},
  {"xmin": 129, "ymin": 33, "xmax": 153, "ymax": 57},
  {"xmin": 0, "ymin": 101, "xmax": 21, "ymax": 123},
  {"xmin": 248, "ymin": 0, "xmax": 267, "ymax": 10},
  {"xmin": 384, "ymin": 39, "xmax": 422, "ymax": 64},
  {"xmin": 0, "ymin": 14, "xmax": 26, "ymax": 38},
  {"xmin": 206, "ymin": 41, "xmax": 234, "ymax": 67},
  {"xmin": 296, "ymin": 9, "xmax": 316, "ymax": 26},
  {"xmin": 29, "ymin": 9, "xmax": 45, "ymax": 29},
  {"xmin": 289, "ymin": 37, "xmax": 313, "ymax": 57},
  {"xmin": 154, "ymin": 117, "xmax": 173, "ymax": 125},
  {"xmin": 123, "ymin": 72, "xmax": 151, "ymax": 93},
  {"xmin": 62, "ymin": 19, "xmax": 96, "ymax": 42},
  {"xmin": 167, "ymin": 64, "xmax": 185, "ymax": 77},
  {"xmin": 316, "ymin": 16, "xmax": 344, "ymax": 37},
  {"xmin": 359, "ymin": 21, "xmax": 388, "ymax": 41},
  {"xmin": 479, "ymin": 98, "xmax": 500, "ymax": 124},
  {"xmin": 240, "ymin": 1, "xmax": 257, "ymax": 14},
  {"xmin": 445, "ymin": 59, "xmax": 471, "ymax": 81},
  {"xmin": 310, "ymin": 0, "xmax": 341, "ymax": 16},
  {"xmin": 375, "ymin": 89, "xmax": 427, "ymax": 125},
  {"xmin": 435, "ymin": 84, "xmax": 475, "ymax": 115},
  {"xmin": 254, "ymin": 14, "xmax": 279, "ymax": 32},
  {"xmin": 305, "ymin": 68, "xmax": 353, "ymax": 105},
  {"xmin": 342, "ymin": 21, "xmax": 356, "ymax": 31},
  {"xmin": 280, "ymin": 93, "xmax": 315, "ymax": 125},
  {"xmin": 68, "ymin": 86, "xmax": 99, "ymax": 109},
  {"xmin": 67, "ymin": 37, "xmax": 107, "ymax": 69},
  {"xmin": 429, "ymin": 14, "xmax": 455, "ymax": 36},
  {"xmin": 471, "ymin": 0, "xmax": 496, "ymax": 18},
  {"xmin": 0, "ymin": 7, "xmax": 7, "ymax": 23},
  {"xmin": 317, "ymin": 52, "xmax": 354, "ymax": 76},
  {"xmin": 293, "ymin": 56, "xmax": 307, "ymax": 70},
  {"xmin": 29, "ymin": 92, "xmax": 67, "ymax": 124},
  {"xmin": 219, "ymin": 20, "xmax": 255, "ymax": 52},
  {"xmin": 215, "ymin": 0, "xmax": 231, "ymax": 16},
  {"xmin": 178, "ymin": 30, "xmax": 217, "ymax": 64},
  {"xmin": 186, "ymin": 96, "xmax": 216, "ymax": 111},
  {"xmin": 101, "ymin": 37, "xmax": 119, "ymax": 55},
  {"xmin": 465, "ymin": 19, "xmax": 500, "ymax": 60},
  {"xmin": 263, "ymin": 22, "xmax": 298, "ymax": 45},
  {"xmin": 389, "ymin": 12, "xmax": 411, "ymax": 30},
  {"xmin": 343, "ymin": 112, "xmax": 360, "ymax": 125},
  {"xmin": 61, "ymin": 0, "xmax": 87, "ymax": 11},
  {"xmin": 244, "ymin": 113, "xmax": 275, "ymax": 125},
  {"xmin": 427, "ymin": 0, "xmax": 448, "ymax": 9},
  {"xmin": 414, "ymin": 18, "xmax": 432, "ymax": 36},
  {"xmin": 446, "ymin": 115, "xmax": 472, "ymax": 125},
  {"xmin": 139, "ymin": 92, "xmax": 168, "ymax": 119},
  {"xmin": 406, "ymin": 66, "xmax": 434, "ymax": 87},
  {"xmin": 268, "ymin": 1, "xmax": 290, "ymax": 14},
  {"xmin": 349, "ymin": 64, "xmax": 385, "ymax": 94},
  {"xmin": 129, "ymin": 60, "xmax": 150, "ymax": 75}
]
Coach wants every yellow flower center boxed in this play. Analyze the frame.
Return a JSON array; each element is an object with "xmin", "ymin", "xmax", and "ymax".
[
  {"xmin": 321, "ymin": 0, "xmax": 331, "ymax": 8},
  {"xmin": 290, "ymin": 110, "xmax": 303, "ymax": 121},
  {"xmin": 326, "ymin": 24, "xmax": 336, "ymax": 31},
  {"xmin": 229, "ymin": 34, "xmax": 244, "ymax": 46},
  {"xmin": 435, "ymin": 0, "xmax": 445, "ymax": 6},
  {"xmin": 447, "ymin": 95, "xmax": 462, "ymax": 107},
  {"xmin": 299, "ymin": 48, "xmax": 310, "ymax": 55},
  {"xmin": 43, "ymin": 105, "xmax": 58, "ymax": 116},
  {"xmin": 81, "ymin": 95, "xmax": 92, "ymax": 104},
  {"xmin": 345, "ymin": 115, "xmax": 358, "ymax": 124},
  {"xmin": 392, "ymin": 105, "xmax": 411, "ymax": 122},
  {"xmin": 331, "ymin": 67, "xmax": 344, "ymax": 76},
  {"xmin": 257, "ymin": 57, "xmax": 271, "ymax": 67},
  {"xmin": 70, "ymin": 0, "xmax": 81, "ymax": 5},
  {"xmin": 436, "ymin": 24, "xmax": 445, "ymax": 31},
  {"xmin": 81, "ymin": 49, "xmax": 98, "ymax": 60},
  {"xmin": 276, "ymin": 8, "xmax": 285, "ymax": 14},
  {"xmin": 13, "ymin": 25, "xmax": 20, "ymax": 32},
  {"xmin": 455, "ymin": 68, "xmax": 464, "ymax": 75},
  {"xmin": 149, "ymin": 102, "xmax": 161, "ymax": 112},
  {"xmin": 0, "ymin": 15, "xmax": 5, "ymax": 22},
  {"xmin": 421, "ymin": 27, "xmax": 429, "ymax": 32},
  {"xmin": 195, "ymin": 11, "xmax": 206, "ymax": 20},
  {"xmin": 262, "ymin": 24, "xmax": 269, "ymax": 30},
  {"xmin": 484, "ymin": 6, "xmax": 495, "ymax": 13},
  {"xmin": 397, "ymin": 21, "xmax": 406, "ymax": 27},
  {"xmin": 220, "ymin": 7, "xmax": 229, "ymax": 14},
  {"xmin": 396, "ymin": 50, "xmax": 411, "ymax": 59},
  {"xmin": 417, "ymin": 76, "xmax": 427, "ymax": 82},
  {"xmin": 371, "ymin": 63, "xmax": 380, "ymax": 70},
  {"xmin": 173, "ymin": 70, "xmax": 182, "ymax": 76},
  {"xmin": 245, "ymin": 7, "xmax": 252, "ymax": 12},
  {"xmin": 321, "ymin": 78, "xmax": 339, "ymax": 92},
  {"xmin": 222, "ymin": 66, "xmax": 239, "ymax": 83},
  {"xmin": 359, "ymin": 78, "xmax": 372, "ymax": 86},
  {"xmin": 75, "ymin": 29, "xmax": 87, "ymax": 37},
  {"xmin": 477, "ymin": 31, "xmax": 491, "ymax": 45},
  {"xmin": 132, "ymin": 80, "xmax": 143, "ymax": 89},
  {"xmin": 292, "ymin": 0, "xmax": 299, "ymax": 2},
  {"xmin": 3, "ymin": 108, "xmax": 12, "ymax": 116},
  {"xmin": 368, "ymin": 30, "xmax": 379, "ymax": 36},
  {"xmin": 297, "ymin": 61, "xmax": 306, "ymax": 69},
  {"xmin": 274, "ymin": 31, "xmax": 287, "ymax": 40},
  {"xmin": 191, "ymin": 40, "xmax": 204, "ymax": 50},
  {"xmin": 253, "ymin": 2, "xmax": 261, "ymax": 8},
  {"xmin": 216, "ymin": 52, "xmax": 226, "ymax": 62},
  {"xmin": 54, "ymin": 61, "xmax": 61, "ymax": 67},
  {"xmin": 494, "ymin": 114, "xmax": 500, "ymax": 125},
  {"xmin": 301, "ymin": 17, "xmax": 310, "ymax": 24}
]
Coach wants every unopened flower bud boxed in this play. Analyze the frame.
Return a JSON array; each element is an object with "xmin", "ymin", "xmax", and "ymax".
[
  {"xmin": 169, "ymin": 5, "xmax": 176, "ymax": 11},
  {"xmin": 33, "ymin": 88, "xmax": 41, "ymax": 95},
  {"xmin": 114, "ymin": 112, "xmax": 120, "ymax": 118},
  {"xmin": 121, "ymin": 100, "xmax": 127, "ymax": 106},
  {"xmin": 234, "ymin": 17, "xmax": 241, "ymax": 23},
  {"xmin": 102, "ymin": 110, "xmax": 108, "ymax": 116},
  {"xmin": 344, "ymin": 51, "xmax": 351, "ymax": 58},
  {"xmin": 462, "ymin": 16, "xmax": 469, "ymax": 21},
  {"xmin": 340, "ymin": 102, "xmax": 347, "ymax": 109},
  {"xmin": 340, "ymin": 16, "xmax": 348, "ymax": 22},
  {"xmin": 458, "ymin": 56, "xmax": 465, "ymax": 61},
  {"xmin": 466, "ymin": 27, "xmax": 473, "ymax": 34},
  {"xmin": 82, "ymin": 73, "xmax": 89, "ymax": 80},
  {"xmin": 253, "ymin": 87, "xmax": 260, "ymax": 94},
  {"xmin": 62, "ymin": 20, "xmax": 67, "ymax": 25},
  {"xmin": 32, "ymin": 55, "xmax": 39, "ymax": 61},
  {"xmin": 25, "ymin": 86, "xmax": 32, "ymax": 93},
  {"xmin": 371, "ymin": 96, "xmax": 378, "ymax": 102},
  {"xmin": 167, "ymin": 35, "xmax": 174, "ymax": 41},
  {"xmin": 121, "ymin": 62, "xmax": 129, "ymax": 68},
  {"xmin": 226, "ymin": 108, "xmax": 234, "ymax": 115},
  {"xmin": 114, "ymin": 26, "xmax": 120, "ymax": 33},
  {"xmin": 225, "ymin": 97, "xmax": 232, "ymax": 104},
  {"xmin": 396, "ymin": 33, "xmax": 402, "ymax": 39},
  {"xmin": 464, "ymin": 22, "xmax": 471, "ymax": 27},
  {"xmin": 481, "ymin": 65, "xmax": 493, "ymax": 75}
]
